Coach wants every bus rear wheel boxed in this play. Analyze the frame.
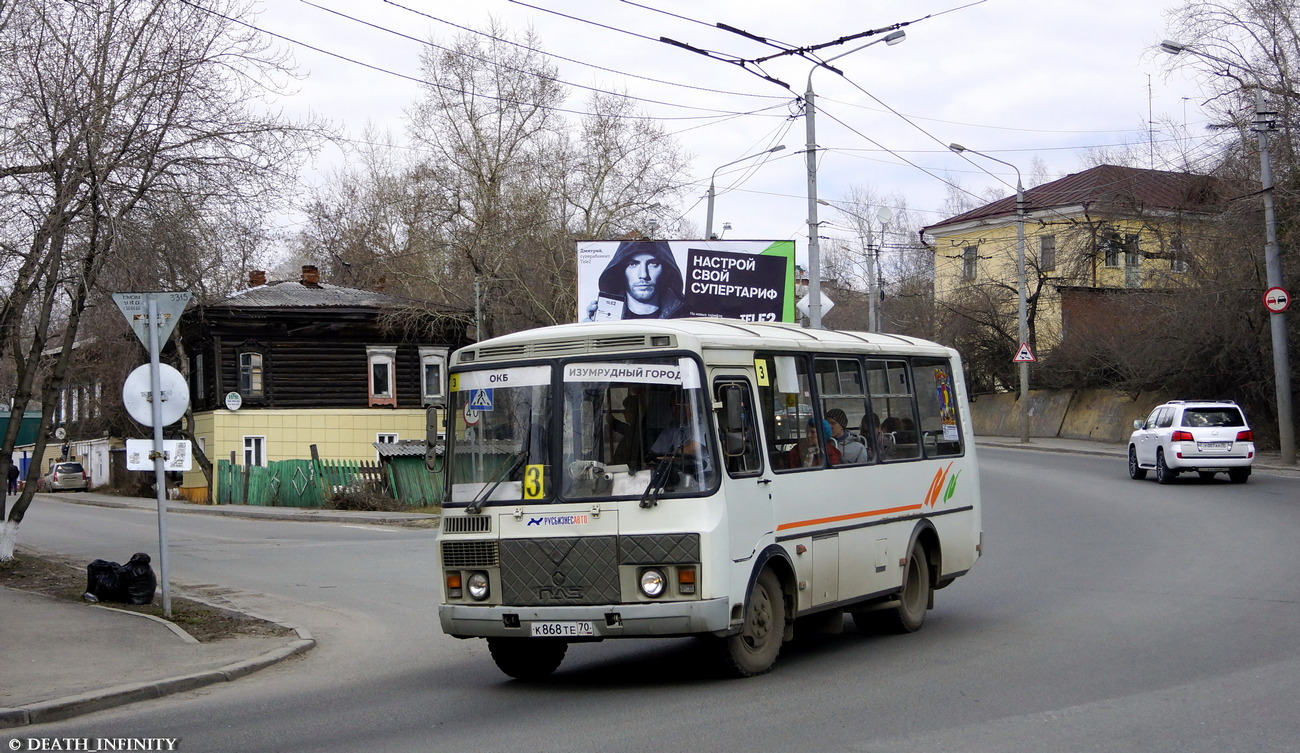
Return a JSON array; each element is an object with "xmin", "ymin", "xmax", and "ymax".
[
  {"xmin": 487, "ymin": 637, "xmax": 567, "ymax": 681},
  {"xmin": 721, "ymin": 569, "xmax": 785, "ymax": 677},
  {"xmin": 878, "ymin": 542, "xmax": 931, "ymax": 634}
]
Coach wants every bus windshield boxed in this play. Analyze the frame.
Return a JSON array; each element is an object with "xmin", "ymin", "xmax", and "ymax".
[
  {"xmin": 561, "ymin": 357, "xmax": 714, "ymax": 500},
  {"xmin": 447, "ymin": 365, "xmax": 552, "ymax": 506}
]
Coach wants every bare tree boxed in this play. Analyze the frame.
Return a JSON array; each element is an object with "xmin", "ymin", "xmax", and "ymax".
[
  {"xmin": 296, "ymin": 22, "xmax": 689, "ymax": 338},
  {"xmin": 0, "ymin": 0, "xmax": 314, "ymax": 559}
]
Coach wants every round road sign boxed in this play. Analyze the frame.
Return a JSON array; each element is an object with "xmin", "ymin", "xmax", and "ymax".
[{"xmin": 1264, "ymin": 287, "xmax": 1291, "ymax": 314}]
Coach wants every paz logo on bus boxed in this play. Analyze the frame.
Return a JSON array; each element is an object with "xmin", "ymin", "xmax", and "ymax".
[{"xmin": 1264, "ymin": 287, "xmax": 1291, "ymax": 314}]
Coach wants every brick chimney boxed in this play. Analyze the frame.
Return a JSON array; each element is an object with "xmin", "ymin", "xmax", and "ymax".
[
  {"xmin": 249, "ymin": 270, "xmax": 266, "ymax": 287},
  {"xmin": 300, "ymin": 265, "xmax": 321, "ymax": 287}
]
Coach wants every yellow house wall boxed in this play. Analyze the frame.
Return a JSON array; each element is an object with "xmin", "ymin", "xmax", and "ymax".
[
  {"xmin": 181, "ymin": 408, "xmax": 428, "ymax": 496},
  {"xmin": 931, "ymin": 216, "xmax": 1194, "ymax": 350}
]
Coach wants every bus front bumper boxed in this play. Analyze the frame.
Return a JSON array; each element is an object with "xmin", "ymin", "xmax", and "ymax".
[{"xmin": 440, "ymin": 598, "xmax": 732, "ymax": 639}]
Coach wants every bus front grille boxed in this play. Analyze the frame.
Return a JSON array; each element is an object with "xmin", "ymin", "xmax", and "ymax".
[
  {"xmin": 442, "ymin": 540, "xmax": 499, "ymax": 568},
  {"xmin": 500, "ymin": 536, "xmax": 620, "ymax": 606}
]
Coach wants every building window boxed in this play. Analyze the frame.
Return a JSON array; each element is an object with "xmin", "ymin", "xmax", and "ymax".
[
  {"xmin": 1125, "ymin": 233, "xmax": 1140, "ymax": 268},
  {"xmin": 243, "ymin": 435, "xmax": 265, "ymax": 467},
  {"xmin": 367, "ymin": 346, "xmax": 397, "ymax": 407},
  {"xmin": 195, "ymin": 353, "xmax": 205, "ymax": 402},
  {"xmin": 377, "ymin": 432, "xmax": 397, "ymax": 461},
  {"xmin": 1171, "ymin": 235, "xmax": 1189, "ymax": 274},
  {"xmin": 239, "ymin": 352, "xmax": 264, "ymax": 397},
  {"xmin": 1101, "ymin": 230, "xmax": 1121, "ymax": 267},
  {"xmin": 1039, "ymin": 235, "xmax": 1056, "ymax": 271},
  {"xmin": 962, "ymin": 245, "xmax": 978, "ymax": 280},
  {"xmin": 419, "ymin": 347, "xmax": 448, "ymax": 405}
]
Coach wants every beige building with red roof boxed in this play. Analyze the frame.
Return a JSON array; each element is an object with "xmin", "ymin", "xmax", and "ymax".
[{"xmin": 921, "ymin": 164, "xmax": 1225, "ymax": 359}]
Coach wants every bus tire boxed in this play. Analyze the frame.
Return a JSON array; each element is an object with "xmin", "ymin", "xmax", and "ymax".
[
  {"xmin": 721, "ymin": 569, "xmax": 785, "ymax": 677},
  {"xmin": 880, "ymin": 541, "xmax": 930, "ymax": 634},
  {"xmin": 487, "ymin": 637, "xmax": 567, "ymax": 681}
]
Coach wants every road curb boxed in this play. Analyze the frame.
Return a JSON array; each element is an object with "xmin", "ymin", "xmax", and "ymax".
[{"xmin": 0, "ymin": 615, "xmax": 314, "ymax": 728}]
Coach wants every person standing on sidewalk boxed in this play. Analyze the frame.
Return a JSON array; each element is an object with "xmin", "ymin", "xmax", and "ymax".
[{"xmin": 7, "ymin": 462, "xmax": 19, "ymax": 494}]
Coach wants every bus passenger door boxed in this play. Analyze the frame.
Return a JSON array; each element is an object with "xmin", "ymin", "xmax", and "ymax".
[{"xmin": 714, "ymin": 376, "xmax": 773, "ymax": 563}]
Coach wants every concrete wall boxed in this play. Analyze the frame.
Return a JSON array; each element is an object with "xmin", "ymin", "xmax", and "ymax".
[{"xmin": 970, "ymin": 389, "xmax": 1173, "ymax": 443}]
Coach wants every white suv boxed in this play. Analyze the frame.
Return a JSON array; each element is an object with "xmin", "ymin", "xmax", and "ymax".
[{"xmin": 1128, "ymin": 400, "xmax": 1255, "ymax": 484}]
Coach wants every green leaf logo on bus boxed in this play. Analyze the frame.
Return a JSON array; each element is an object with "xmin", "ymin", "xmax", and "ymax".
[{"xmin": 924, "ymin": 462, "xmax": 960, "ymax": 508}]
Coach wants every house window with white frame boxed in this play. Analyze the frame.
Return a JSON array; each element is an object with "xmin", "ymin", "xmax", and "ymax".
[
  {"xmin": 1039, "ymin": 234, "xmax": 1056, "ymax": 271},
  {"xmin": 419, "ymin": 347, "xmax": 448, "ymax": 405},
  {"xmin": 1170, "ymin": 235, "xmax": 1189, "ymax": 274},
  {"xmin": 243, "ymin": 435, "xmax": 266, "ymax": 467},
  {"xmin": 1101, "ymin": 229, "xmax": 1121, "ymax": 267},
  {"xmin": 961, "ymin": 245, "xmax": 978, "ymax": 281},
  {"xmin": 367, "ymin": 346, "xmax": 397, "ymax": 407},
  {"xmin": 239, "ymin": 352, "xmax": 264, "ymax": 397},
  {"xmin": 1124, "ymin": 233, "xmax": 1140, "ymax": 268}
]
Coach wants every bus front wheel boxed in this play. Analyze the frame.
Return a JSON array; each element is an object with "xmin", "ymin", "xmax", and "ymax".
[
  {"xmin": 721, "ymin": 569, "xmax": 785, "ymax": 677},
  {"xmin": 487, "ymin": 637, "xmax": 567, "ymax": 681}
]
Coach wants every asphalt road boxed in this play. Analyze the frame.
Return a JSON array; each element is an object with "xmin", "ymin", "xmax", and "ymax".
[{"xmin": 12, "ymin": 446, "xmax": 1300, "ymax": 753}]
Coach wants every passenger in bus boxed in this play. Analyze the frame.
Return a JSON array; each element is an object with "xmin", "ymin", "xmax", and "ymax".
[
  {"xmin": 863, "ymin": 412, "xmax": 894, "ymax": 461},
  {"xmin": 787, "ymin": 418, "xmax": 839, "ymax": 468},
  {"xmin": 824, "ymin": 408, "xmax": 868, "ymax": 465}
]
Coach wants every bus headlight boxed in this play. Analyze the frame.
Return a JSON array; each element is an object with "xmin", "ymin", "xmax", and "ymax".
[
  {"xmin": 467, "ymin": 571, "xmax": 490, "ymax": 601},
  {"xmin": 639, "ymin": 568, "xmax": 666, "ymax": 598}
]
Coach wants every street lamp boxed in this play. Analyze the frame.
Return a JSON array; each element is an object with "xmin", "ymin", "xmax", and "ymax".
[
  {"xmin": 804, "ymin": 29, "xmax": 905, "ymax": 329},
  {"xmin": 949, "ymin": 143, "xmax": 1030, "ymax": 444},
  {"xmin": 1161, "ymin": 40, "xmax": 1295, "ymax": 465},
  {"xmin": 818, "ymin": 199, "xmax": 892, "ymax": 332},
  {"xmin": 706, "ymin": 145, "xmax": 786, "ymax": 239}
]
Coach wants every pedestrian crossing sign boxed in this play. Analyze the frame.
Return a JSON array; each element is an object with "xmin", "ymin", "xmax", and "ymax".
[
  {"xmin": 469, "ymin": 388, "xmax": 494, "ymax": 411},
  {"xmin": 1013, "ymin": 343, "xmax": 1036, "ymax": 363}
]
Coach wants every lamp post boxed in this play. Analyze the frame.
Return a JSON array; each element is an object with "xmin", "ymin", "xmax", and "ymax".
[
  {"xmin": 804, "ymin": 29, "xmax": 905, "ymax": 329},
  {"xmin": 1161, "ymin": 40, "xmax": 1295, "ymax": 465},
  {"xmin": 706, "ymin": 145, "xmax": 786, "ymax": 239},
  {"xmin": 818, "ymin": 199, "xmax": 891, "ymax": 332},
  {"xmin": 949, "ymin": 144, "xmax": 1030, "ymax": 444}
]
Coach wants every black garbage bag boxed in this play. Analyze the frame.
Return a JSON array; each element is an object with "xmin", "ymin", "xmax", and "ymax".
[{"xmin": 84, "ymin": 553, "xmax": 156, "ymax": 605}]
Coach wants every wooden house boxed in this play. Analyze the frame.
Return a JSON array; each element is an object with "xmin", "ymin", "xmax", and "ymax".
[{"xmin": 176, "ymin": 265, "xmax": 471, "ymax": 502}]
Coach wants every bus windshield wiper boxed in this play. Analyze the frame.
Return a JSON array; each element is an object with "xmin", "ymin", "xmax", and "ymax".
[
  {"xmin": 640, "ymin": 447, "xmax": 684, "ymax": 509},
  {"xmin": 467, "ymin": 448, "xmax": 529, "ymax": 515}
]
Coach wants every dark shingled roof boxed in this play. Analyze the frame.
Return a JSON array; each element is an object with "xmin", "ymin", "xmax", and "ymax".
[
  {"xmin": 215, "ymin": 280, "xmax": 421, "ymax": 310},
  {"xmin": 923, "ymin": 164, "xmax": 1225, "ymax": 235}
]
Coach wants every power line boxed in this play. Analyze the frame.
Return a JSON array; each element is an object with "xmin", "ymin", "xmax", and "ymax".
[
  {"xmin": 379, "ymin": 0, "xmax": 790, "ymax": 102},
  {"xmin": 183, "ymin": 0, "xmax": 777, "ymax": 123}
]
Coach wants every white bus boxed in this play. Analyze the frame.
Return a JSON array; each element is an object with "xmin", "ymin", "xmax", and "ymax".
[{"xmin": 430, "ymin": 319, "xmax": 982, "ymax": 679}]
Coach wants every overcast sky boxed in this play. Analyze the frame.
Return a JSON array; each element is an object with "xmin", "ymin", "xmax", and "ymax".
[{"xmin": 253, "ymin": 0, "xmax": 1220, "ymax": 255}]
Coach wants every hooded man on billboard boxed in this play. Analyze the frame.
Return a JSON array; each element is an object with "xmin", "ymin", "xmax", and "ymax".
[{"xmin": 586, "ymin": 240, "xmax": 686, "ymax": 320}]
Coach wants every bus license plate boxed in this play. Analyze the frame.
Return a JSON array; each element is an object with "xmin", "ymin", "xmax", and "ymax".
[
  {"xmin": 1199, "ymin": 442, "xmax": 1230, "ymax": 452},
  {"xmin": 530, "ymin": 621, "xmax": 594, "ymax": 638}
]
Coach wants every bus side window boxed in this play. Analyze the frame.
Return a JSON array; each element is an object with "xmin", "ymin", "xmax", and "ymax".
[
  {"xmin": 865, "ymin": 359, "xmax": 921, "ymax": 461},
  {"xmin": 756, "ymin": 354, "xmax": 818, "ymax": 471},
  {"xmin": 913, "ymin": 357, "xmax": 964, "ymax": 457},
  {"xmin": 815, "ymin": 357, "xmax": 870, "ymax": 466},
  {"xmin": 714, "ymin": 380, "xmax": 763, "ymax": 476}
]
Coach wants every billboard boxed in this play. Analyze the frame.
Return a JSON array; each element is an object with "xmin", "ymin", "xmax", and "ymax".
[{"xmin": 576, "ymin": 239, "xmax": 796, "ymax": 323}]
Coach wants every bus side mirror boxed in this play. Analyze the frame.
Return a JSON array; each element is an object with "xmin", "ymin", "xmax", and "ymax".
[
  {"xmin": 427, "ymin": 402, "xmax": 447, "ymax": 472},
  {"xmin": 719, "ymin": 385, "xmax": 744, "ymax": 432},
  {"xmin": 717, "ymin": 384, "xmax": 747, "ymax": 457}
]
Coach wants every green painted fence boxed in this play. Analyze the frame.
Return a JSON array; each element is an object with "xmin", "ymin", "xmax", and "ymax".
[{"xmin": 216, "ymin": 456, "xmax": 442, "ymax": 508}]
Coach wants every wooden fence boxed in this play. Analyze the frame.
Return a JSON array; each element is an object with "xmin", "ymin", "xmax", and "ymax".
[{"xmin": 216, "ymin": 454, "xmax": 441, "ymax": 508}]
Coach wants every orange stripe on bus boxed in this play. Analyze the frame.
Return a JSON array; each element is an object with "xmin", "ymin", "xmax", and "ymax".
[{"xmin": 776, "ymin": 504, "xmax": 925, "ymax": 532}]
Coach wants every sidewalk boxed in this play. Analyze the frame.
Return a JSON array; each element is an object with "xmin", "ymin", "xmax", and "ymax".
[{"xmin": 2, "ymin": 436, "xmax": 1293, "ymax": 727}]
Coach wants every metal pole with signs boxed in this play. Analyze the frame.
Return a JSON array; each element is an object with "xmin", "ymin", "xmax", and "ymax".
[{"xmin": 114, "ymin": 292, "xmax": 191, "ymax": 618}]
